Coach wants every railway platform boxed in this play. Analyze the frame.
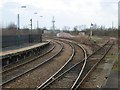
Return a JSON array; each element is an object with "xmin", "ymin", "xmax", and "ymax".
[{"xmin": 1, "ymin": 41, "xmax": 50, "ymax": 66}]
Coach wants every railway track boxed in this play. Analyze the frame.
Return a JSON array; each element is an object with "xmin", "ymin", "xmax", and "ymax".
[
  {"xmin": 2, "ymin": 40, "xmax": 77, "ymax": 88},
  {"xmin": 2, "ymin": 40, "xmax": 63, "ymax": 86},
  {"xmin": 36, "ymin": 39, "xmax": 113, "ymax": 90},
  {"xmin": 36, "ymin": 39, "xmax": 87, "ymax": 89},
  {"xmin": 58, "ymin": 37, "xmax": 102, "ymax": 52},
  {"xmin": 75, "ymin": 41, "xmax": 113, "ymax": 90}
]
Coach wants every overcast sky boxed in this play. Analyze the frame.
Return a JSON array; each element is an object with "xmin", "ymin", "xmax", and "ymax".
[{"xmin": 0, "ymin": 0, "xmax": 119, "ymax": 30}]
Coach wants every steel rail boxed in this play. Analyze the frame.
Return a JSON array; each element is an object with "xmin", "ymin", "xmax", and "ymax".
[
  {"xmin": 37, "ymin": 60, "xmax": 85, "ymax": 90},
  {"xmin": 2, "ymin": 41, "xmax": 64, "ymax": 86},
  {"xmin": 70, "ymin": 42, "xmax": 87, "ymax": 90}
]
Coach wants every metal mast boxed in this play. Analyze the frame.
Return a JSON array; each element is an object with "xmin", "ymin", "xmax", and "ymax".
[{"xmin": 52, "ymin": 16, "xmax": 55, "ymax": 30}]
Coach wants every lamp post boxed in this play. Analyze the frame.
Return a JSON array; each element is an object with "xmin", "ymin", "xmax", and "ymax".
[
  {"xmin": 34, "ymin": 12, "xmax": 38, "ymax": 29},
  {"xmin": 34, "ymin": 12, "xmax": 43, "ymax": 29},
  {"xmin": 17, "ymin": 6, "xmax": 26, "ymax": 30},
  {"xmin": 39, "ymin": 16, "xmax": 43, "ymax": 29},
  {"xmin": 17, "ymin": 6, "xmax": 26, "ymax": 46}
]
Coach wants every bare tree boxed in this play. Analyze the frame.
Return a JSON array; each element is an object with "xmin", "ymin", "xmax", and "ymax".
[{"xmin": 7, "ymin": 23, "xmax": 17, "ymax": 30}]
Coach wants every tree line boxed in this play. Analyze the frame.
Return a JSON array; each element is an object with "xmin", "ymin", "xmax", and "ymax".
[{"xmin": 82, "ymin": 28, "xmax": 118, "ymax": 37}]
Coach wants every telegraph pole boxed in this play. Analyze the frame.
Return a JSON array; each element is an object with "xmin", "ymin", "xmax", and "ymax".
[{"xmin": 52, "ymin": 16, "xmax": 55, "ymax": 30}]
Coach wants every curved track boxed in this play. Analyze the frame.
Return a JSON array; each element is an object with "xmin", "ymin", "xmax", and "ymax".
[
  {"xmin": 2, "ymin": 40, "xmax": 74, "ymax": 88},
  {"xmin": 75, "ymin": 41, "xmax": 113, "ymax": 89},
  {"xmin": 36, "ymin": 39, "xmax": 113, "ymax": 90},
  {"xmin": 36, "ymin": 39, "xmax": 87, "ymax": 89},
  {"xmin": 2, "ymin": 41, "xmax": 63, "ymax": 86}
]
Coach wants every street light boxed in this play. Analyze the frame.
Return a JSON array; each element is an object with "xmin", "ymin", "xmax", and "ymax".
[
  {"xmin": 34, "ymin": 12, "xmax": 43, "ymax": 29},
  {"xmin": 17, "ymin": 6, "xmax": 26, "ymax": 46},
  {"xmin": 34, "ymin": 12, "xmax": 38, "ymax": 29},
  {"xmin": 39, "ymin": 16, "xmax": 43, "ymax": 29},
  {"xmin": 17, "ymin": 6, "xmax": 26, "ymax": 30}
]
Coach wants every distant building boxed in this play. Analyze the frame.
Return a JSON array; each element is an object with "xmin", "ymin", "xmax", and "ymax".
[
  {"xmin": 79, "ymin": 32, "xmax": 85, "ymax": 36},
  {"xmin": 56, "ymin": 32, "xmax": 73, "ymax": 38},
  {"xmin": 118, "ymin": 1, "xmax": 120, "ymax": 29}
]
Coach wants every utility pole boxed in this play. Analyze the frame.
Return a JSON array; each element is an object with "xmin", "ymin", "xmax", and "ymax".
[{"xmin": 52, "ymin": 16, "xmax": 55, "ymax": 30}]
